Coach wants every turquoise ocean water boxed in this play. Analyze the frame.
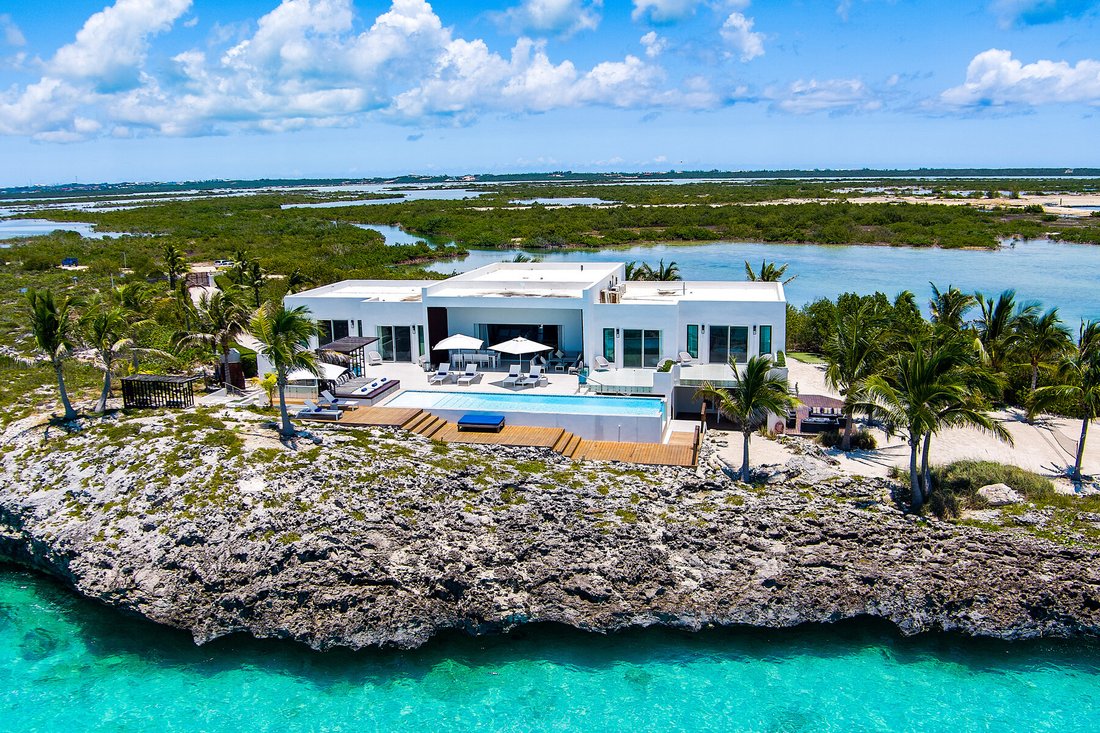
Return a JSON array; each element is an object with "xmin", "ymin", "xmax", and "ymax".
[{"xmin": 4, "ymin": 568, "xmax": 1100, "ymax": 732}]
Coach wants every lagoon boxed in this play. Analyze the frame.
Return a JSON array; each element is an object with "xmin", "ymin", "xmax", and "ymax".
[
  {"xmin": 423, "ymin": 239, "xmax": 1100, "ymax": 327},
  {"xmin": 4, "ymin": 568, "xmax": 1100, "ymax": 732}
]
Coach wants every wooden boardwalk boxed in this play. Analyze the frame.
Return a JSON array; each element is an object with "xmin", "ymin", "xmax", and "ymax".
[{"xmin": 301, "ymin": 405, "xmax": 700, "ymax": 467}]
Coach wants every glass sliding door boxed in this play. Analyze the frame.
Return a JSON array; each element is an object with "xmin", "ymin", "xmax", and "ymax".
[
  {"xmin": 376, "ymin": 325, "xmax": 412, "ymax": 361},
  {"xmin": 686, "ymin": 325, "xmax": 699, "ymax": 358},
  {"xmin": 709, "ymin": 326, "xmax": 749, "ymax": 364},
  {"xmin": 318, "ymin": 319, "xmax": 349, "ymax": 345},
  {"xmin": 623, "ymin": 329, "xmax": 661, "ymax": 368}
]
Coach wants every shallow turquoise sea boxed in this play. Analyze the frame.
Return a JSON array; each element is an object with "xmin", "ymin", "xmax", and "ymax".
[{"xmin": 3, "ymin": 567, "xmax": 1099, "ymax": 733}]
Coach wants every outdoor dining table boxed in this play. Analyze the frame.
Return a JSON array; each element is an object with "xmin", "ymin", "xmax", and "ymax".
[{"xmin": 452, "ymin": 352, "xmax": 498, "ymax": 369}]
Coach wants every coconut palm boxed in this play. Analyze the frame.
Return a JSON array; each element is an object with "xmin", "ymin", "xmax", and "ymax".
[
  {"xmin": 862, "ymin": 335, "xmax": 1008, "ymax": 511},
  {"xmin": 285, "ymin": 268, "xmax": 314, "ymax": 294},
  {"xmin": 648, "ymin": 259, "xmax": 681, "ymax": 281},
  {"xmin": 744, "ymin": 260, "xmax": 797, "ymax": 284},
  {"xmin": 162, "ymin": 244, "xmax": 187, "ymax": 289},
  {"xmin": 928, "ymin": 283, "xmax": 975, "ymax": 332},
  {"xmin": 26, "ymin": 289, "xmax": 79, "ymax": 421},
  {"xmin": 694, "ymin": 355, "xmax": 798, "ymax": 482},
  {"xmin": 1030, "ymin": 321, "xmax": 1100, "ymax": 481},
  {"xmin": 973, "ymin": 290, "xmax": 1037, "ymax": 374},
  {"xmin": 250, "ymin": 303, "xmax": 322, "ymax": 439},
  {"xmin": 243, "ymin": 259, "xmax": 266, "ymax": 307},
  {"xmin": 80, "ymin": 306, "xmax": 132, "ymax": 413},
  {"xmin": 625, "ymin": 261, "xmax": 644, "ymax": 281},
  {"xmin": 174, "ymin": 290, "xmax": 249, "ymax": 383},
  {"xmin": 1018, "ymin": 307, "xmax": 1072, "ymax": 394},
  {"xmin": 823, "ymin": 303, "xmax": 883, "ymax": 450}
]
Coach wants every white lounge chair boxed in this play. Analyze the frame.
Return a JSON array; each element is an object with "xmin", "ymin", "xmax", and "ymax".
[
  {"xmin": 520, "ymin": 365, "xmax": 545, "ymax": 387},
  {"xmin": 298, "ymin": 399, "xmax": 341, "ymax": 420},
  {"xmin": 429, "ymin": 364, "xmax": 451, "ymax": 385},
  {"xmin": 457, "ymin": 364, "xmax": 481, "ymax": 386},
  {"xmin": 678, "ymin": 351, "xmax": 697, "ymax": 365},
  {"xmin": 502, "ymin": 364, "xmax": 523, "ymax": 386},
  {"xmin": 568, "ymin": 358, "xmax": 584, "ymax": 375},
  {"xmin": 319, "ymin": 390, "xmax": 360, "ymax": 410},
  {"xmin": 367, "ymin": 350, "xmax": 383, "ymax": 366},
  {"xmin": 594, "ymin": 355, "xmax": 612, "ymax": 370}
]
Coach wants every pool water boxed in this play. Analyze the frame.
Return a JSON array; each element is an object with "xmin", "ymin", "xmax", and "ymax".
[
  {"xmin": 4, "ymin": 568, "xmax": 1100, "ymax": 732},
  {"xmin": 386, "ymin": 389, "xmax": 666, "ymax": 418}
]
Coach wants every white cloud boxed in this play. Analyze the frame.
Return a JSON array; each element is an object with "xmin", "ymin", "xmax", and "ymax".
[
  {"xmin": 631, "ymin": 0, "xmax": 704, "ymax": 22},
  {"xmin": 719, "ymin": 12, "xmax": 764, "ymax": 62},
  {"xmin": 50, "ymin": 0, "xmax": 192, "ymax": 91},
  {"xmin": 639, "ymin": 31, "xmax": 667, "ymax": 58},
  {"xmin": 500, "ymin": 0, "xmax": 602, "ymax": 37},
  {"xmin": 941, "ymin": 48, "xmax": 1100, "ymax": 107},
  {"xmin": 0, "ymin": 14, "xmax": 26, "ymax": 46},
  {"xmin": 770, "ymin": 78, "xmax": 881, "ymax": 114}
]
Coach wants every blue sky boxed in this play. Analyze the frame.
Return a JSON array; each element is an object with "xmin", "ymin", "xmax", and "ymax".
[{"xmin": 0, "ymin": 0, "xmax": 1097, "ymax": 185}]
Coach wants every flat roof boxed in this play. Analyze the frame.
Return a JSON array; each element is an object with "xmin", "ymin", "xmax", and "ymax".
[
  {"xmin": 288, "ymin": 279, "xmax": 433, "ymax": 302},
  {"xmin": 425, "ymin": 261, "xmax": 621, "ymax": 299},
  {"xmin": 617, "ymin": 280, "xmax": 785, "ymax": 303}
]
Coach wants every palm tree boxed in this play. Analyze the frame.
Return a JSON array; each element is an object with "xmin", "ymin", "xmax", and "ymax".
[
  {"xmin": 823, "ymin": 303, "xmax": 882, "ymax": 450},
  {"xmin": 162, "ymin": 244, "xmax": 187, "ymax": 289},
  {"xmin": 862, "ymin": 335, "xmax": 1008, "ymax": 511},
  {"xmin": 250, "ymin": 303, "xmax": 322, "ymax": 439},
  {"xmin": 80, "ymin": 306, "xmax": 132, "ymax": 413},
  {"xmin": 973, "ymin": 290, "xmax": 1037, "ymax": 374},
  {"xmin": 26, "ymin": 289, "xmax": 79, "ymax": 421},
  {"xmin": 649, "ymin": 259, "xmax": 681, "ymax": 281},
  {"xmin": 625, "ymin": 261, "xmax": 644, "ymax": 281},
  {"xmin": 285, "ymin": 268, "xmax": 314, "ymax": 295},
  {"xmin": 174, "ymin": 290, "xmax": 248, "ymax": 383},
  {"xmin": 744, "ymin": 260, "xmax": 797, "ymax": 284},
  {"xmin": 694, "ymin": 355, "xmax": 798, "ymax": 482},
  {"xmin": 1030, "ymin": 321, "xmax": 1100, "ymax": 481},
  {"xmin": 243, "ymin": 259, "xmax": 266, "ymax": 307},
  {"xmin": 928, "ymin": 283, "xmax": 975, "ymax": 332},
  {"xmin": 1018, "ymin": 307, "xmax": 1071, "ymax": 394}
]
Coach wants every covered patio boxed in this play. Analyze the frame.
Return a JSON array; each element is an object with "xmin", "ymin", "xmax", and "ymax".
[{"xmin": 319, "ymin": 336, "xmax": 379, "ymax": 377}]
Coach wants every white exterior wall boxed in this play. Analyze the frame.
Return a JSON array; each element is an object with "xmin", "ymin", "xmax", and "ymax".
[{"xmin": 443, "ymin": 305, "xmax": 584, "ymax": 353}]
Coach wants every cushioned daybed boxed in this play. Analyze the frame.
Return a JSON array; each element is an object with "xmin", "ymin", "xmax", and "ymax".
[{"xmin": 457, "ymin": 413, "xmax": 506, "ymax": 432}]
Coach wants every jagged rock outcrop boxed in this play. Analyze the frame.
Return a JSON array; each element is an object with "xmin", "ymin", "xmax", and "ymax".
[{"xmin": 1, "ymin": 410, "xmax": 1098, "ymax": 649}]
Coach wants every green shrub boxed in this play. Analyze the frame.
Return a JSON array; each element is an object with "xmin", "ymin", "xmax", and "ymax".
[
  {"xmin": 928, "ymin": 460, "xmax": 1055, "ymax": 517},
  {"xmin": 657, "ymin": 359, "xmax": 674, "ymax": 372},
  {"xmin": 818, "ymin": 428, "xmax": 876, "ymax": 450},
  {"xmin": 775, "ymin": 351, "xmax": 786, "ymax": 367}
]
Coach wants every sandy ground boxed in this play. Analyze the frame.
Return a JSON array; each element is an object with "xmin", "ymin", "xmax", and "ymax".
[
  {"xmin": 846, "ymin": 192, "xmax": 1100, "ymax": 218},
  {"xmin": 714, "ymin": 359, "xmax": 1099, "ymax": 488}
]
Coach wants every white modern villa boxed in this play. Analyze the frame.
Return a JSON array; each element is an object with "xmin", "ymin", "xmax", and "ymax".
[{"xmin": 281, "ymin": 261, "xmax": 786, "ymax": 414}]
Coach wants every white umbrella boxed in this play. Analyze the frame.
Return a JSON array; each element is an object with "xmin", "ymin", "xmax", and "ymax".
[
  {"xmin": 432, "ymin": 333, "xmax": 484, "ymax": 351},
  {"xmin": 489, "ymin": 336, "xmax": 553, "ymax": 365}
]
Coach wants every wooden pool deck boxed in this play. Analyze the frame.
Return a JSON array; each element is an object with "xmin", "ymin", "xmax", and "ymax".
[{"xmin": 299, "ymin": 406, "xmax": 700, "ymax": 467}]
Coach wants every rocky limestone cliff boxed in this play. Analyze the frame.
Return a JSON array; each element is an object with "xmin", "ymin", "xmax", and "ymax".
[{"xmin": 1, "ymin": 408, "xmax": 1098, "ymax": 650}]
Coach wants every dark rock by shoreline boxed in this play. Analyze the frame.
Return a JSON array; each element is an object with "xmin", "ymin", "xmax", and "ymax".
[{"xmin": 1, "ymin": 409, "xmax": 1098, "ymax": 650}]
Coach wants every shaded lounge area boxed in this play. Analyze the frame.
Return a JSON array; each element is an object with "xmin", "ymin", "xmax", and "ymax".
[{"xmin": 319, "ymin": 336, "xmax": 379, "ymax": 377}]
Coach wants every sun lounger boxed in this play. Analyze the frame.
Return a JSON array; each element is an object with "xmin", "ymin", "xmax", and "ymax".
[
  {"xmin": 678, "ymin": 351, "xmax": 697, "ymax": 365},
  {"xmin": 457, "ymin": 413, "xmax": 505, "ymax": 432},
  {"xmin": 457, "ymin": 364, "xmax": 481, "ymax": 386},
  {"xmin": 319, "ymin": 390, "xmax": 360, "ymax": 410},
  {"xmin": 297, "ymin": 399, "xmax": 341, "ymax": 420},
  {"xmin": 367, "ymin": 350, "xmax": 383, "ymax": 366},
  {"xmin": 502, "ymin": 364, "xmax": 523, "ymax": 386},
  {"xmin": 520, "ymin": 365, "xmax": 545, "ymax": 387},
  {"xmin": 428, "ymin": 364, "xmax": 451, "ymax": 385}
]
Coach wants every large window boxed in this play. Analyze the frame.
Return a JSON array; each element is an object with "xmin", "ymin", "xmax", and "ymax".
[
  {"xmin": 709, "ymin": 326, "xmax": 749, "ymax": 364},
  {"xmin": 317, "ymin": 319, "xmax": 349, "ymax": 345},
  {"xmin": 603, "ymin": 328, "xmax": 615, "ymax": 362},
  {"xmin": 759, "ymin": 325, "xmax": 773, "ymax": 357},
  {"xmin": 623, "ymin": 329, "xmax": 661, "ymax": 368},
  {"xmin": 377, "ymin": 325, "xmax": 412, "ymax": 362},
  {"xmin": 686, "ymin": 325, "xmax": 699, "ymax": 358}
]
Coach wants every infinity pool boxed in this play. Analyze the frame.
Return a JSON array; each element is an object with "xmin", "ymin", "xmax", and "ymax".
[{"xmin": 386, "ymin": 390, "xmax": 667, "ymax": 441}]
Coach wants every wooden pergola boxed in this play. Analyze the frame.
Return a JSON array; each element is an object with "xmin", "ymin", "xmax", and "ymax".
[
  {"xmin": 121, "ymin": 375, "xmax": 201, "ymax": 409},
  {"xmin": 319, "ymin": 336, "xmax": 378, "ymax": 376}
]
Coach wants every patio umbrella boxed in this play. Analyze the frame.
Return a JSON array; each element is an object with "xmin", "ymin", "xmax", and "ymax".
[
  {"xmin": 432, "ymin": 334, "xmax": 484, "ymax": 351},
  {"xmin": 489, "ymin": 336, "xmax": 553, "ymax": 365}
]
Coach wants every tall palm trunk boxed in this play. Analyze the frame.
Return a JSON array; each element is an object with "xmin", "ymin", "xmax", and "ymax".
[
  {"xmin": 1074, "ymin": 417, "xmax": 1089, "ymax": 481},
  {"xmin": 54, "ymin": 361, "xmax": 77, "ymax": 420},
  {"xmin": 276, "ymin": 370, "xmax": 295, "ymax": 438},
  {"xmin": 921, "ymin": 431, "xmax": 933, "ymax": 501},
  {"xmin": 908, "ymin": 436, "xmax": 922, "ymax": 512},
  {"xmin": 1030, "ymin": 360, "xmax": 1040, "ymax": 393},
  {"xmin": 741, "ymin": 428, "xmax": 752, "ymax": 482},
  {"xmin": 841, "ymin": 407, "xmax": 854, "ymax": 450}
]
